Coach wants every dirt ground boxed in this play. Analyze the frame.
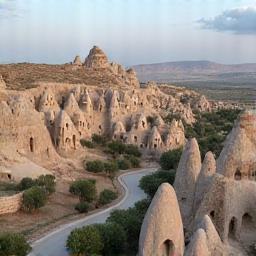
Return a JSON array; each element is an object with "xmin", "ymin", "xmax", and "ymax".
[{"xmin": 0, "ymin": 169, "xmax": 115, "ymax": 240}]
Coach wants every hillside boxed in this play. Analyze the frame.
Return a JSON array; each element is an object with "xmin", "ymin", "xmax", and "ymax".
[{"xmin": 133, "ymin": 61, "xmax": 256, "ymax": 102}]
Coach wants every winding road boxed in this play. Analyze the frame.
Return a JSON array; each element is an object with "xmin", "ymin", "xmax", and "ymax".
[{"xmin": 29, "ymin": 168, "xmax": 156, "ymax": 256}]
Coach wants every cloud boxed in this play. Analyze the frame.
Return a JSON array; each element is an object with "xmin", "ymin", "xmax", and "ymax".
[
  {"xmin": 0, "ymin": 0, "xmax": 20, "ymax": 18},
  {"xmin": 199, "ymin": 6, "xmax": 256, "ymax": 34}
]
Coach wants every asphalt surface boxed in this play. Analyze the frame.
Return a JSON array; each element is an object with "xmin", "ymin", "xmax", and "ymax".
[{"xmin": 29, "ymin": 168, "xmax": 155, "ymax": 256}]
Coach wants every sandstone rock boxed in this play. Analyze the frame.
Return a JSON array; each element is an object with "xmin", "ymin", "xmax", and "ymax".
[
  {"xmin": 0, "ymin": 75, "xmax": 6, "ymax": 89},
  {"xmin": 73, "ymin": 55, "xmax": 82, "ymax": 66},
  {"xmin": 84, "ymin": 46, "xmax": 109, "ymax": 69},
  {"xmin": 194, "ymin": 151, "xmax": 216, "ymax": 211},
  {"xmin": 147, "ymin": 126, "xmax": 163, "ymax": 150},
  {"xmin": 217, "ymin": 110, "xmax": 256, "ymax": 180},
  {"xmin": 195, "ymin": 215, "xmax": 223, "ymax": 255},
  {"xmin": 185, "ymin": 229, "xmax": 210, "ymax": 256},
  {"xmin": 139, "ymin": 183, "xmax": 184, "ymax": 256},
  {"xmin": 174, "ymin": 138, "xmax": 201, "ymax": 229},
  {"xmin": 126, "ymin": 68, "xmax": 140, "ymax": 88}
]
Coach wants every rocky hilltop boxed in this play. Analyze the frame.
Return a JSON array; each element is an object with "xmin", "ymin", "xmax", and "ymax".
[{"xmin": 0, "ymin": 46, "xmax": 226, "ymax": 182}]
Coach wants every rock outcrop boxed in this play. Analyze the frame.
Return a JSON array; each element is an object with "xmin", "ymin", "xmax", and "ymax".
[
  {"xmin": 139, "ymin": 183, "xmax": 184, "ymax": 256},
  {"xmin": 174, "ymin": 138, "xmax": 202, "ymax": 229},
  {"xmin": 0, "ymin": 75, "xmax": 6, "ymax": 90},
  {"xmin": 73, "ymin": 55, "xmax": 82, "ymax": 66},
  {"xmin": 84, "ymin": 46, "xmax": 109, "ymax": 69}
]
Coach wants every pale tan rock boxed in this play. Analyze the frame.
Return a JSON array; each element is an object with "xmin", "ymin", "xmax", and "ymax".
[
  {"xmin": 194, "ymin": 151, "xmax": 216, "ymax": 211},
  {"xmin": 174, "ymin": 138, "xmax": 201, "ymax": 229},
  {"xmin": 185, "ymin": 229, "xmax": 210, "ymax": 256},
  {"xmin": 139, "ymin": 183, "xmax": 184, "ymax": 256},
  {"xmin": 73, "ymin": 55, "xmax": 82, "ymax": 66},
  {"xmin": 84, "ymin": 46, "xmax": 109, "ymax": 69},
  {"xmin": 0, "ymin": 75, "xmax": 6, "ymax": 89},
  {"xmin": 147, "ymin": 126, "xmax": 163, "ymax": 150}
]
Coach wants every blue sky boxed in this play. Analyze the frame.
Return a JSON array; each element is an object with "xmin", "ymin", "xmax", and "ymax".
[{"xmin": 0, "ymin": 0, "xmax": 256, "ymax": 65}]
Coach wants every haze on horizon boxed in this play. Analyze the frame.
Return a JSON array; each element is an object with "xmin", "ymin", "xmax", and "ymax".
[{"xmin": 0, "ymin": 0, "xmax": 256, "ymax": 66}]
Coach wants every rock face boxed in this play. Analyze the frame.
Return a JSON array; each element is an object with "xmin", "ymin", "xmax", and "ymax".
[
  {"xmin": 0, "ymin": 75, "xmax": 6, "ymax": 89},
  {"xmin": 139, "ymin": 183, "xmax": 184, "ymax": 256},
  {"xmin": 174, "ymin": 138, "xmax": 202, "ymax": 229},
  {"xmin": 184, "ymin": 229, "xmax": 210, "ymax": 256},
  {"xmin": 84, "ymin": 46, "xmax": 109, "ymax": 69},
  {"xmin": 217, "ymin": 110, "xmax": 256, "ymax": 180},
  {"xmin": 194, "ymin": 152, "xmax": 216, "ymax": 212},
  {"xmin": 73, "ymin": 55, "xmax": 82, "ymax": 66}
]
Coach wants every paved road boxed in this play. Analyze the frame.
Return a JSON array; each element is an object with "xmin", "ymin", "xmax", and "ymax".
[{"xmin": 29, "ymin": 168, "xmax": 155, "ymax": 256}]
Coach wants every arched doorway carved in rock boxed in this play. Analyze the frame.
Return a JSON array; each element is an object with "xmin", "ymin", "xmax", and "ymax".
[
  {"xmin": 228, "ymin": 216, "xmax": 238, "ymax": 239},
  {"xmin": 30, "ymin": 137, "xmax": 34, "ymax": 153},
  {"xmin": 160, "ymin": 239, "xmax": 175, "ymax": 256}
]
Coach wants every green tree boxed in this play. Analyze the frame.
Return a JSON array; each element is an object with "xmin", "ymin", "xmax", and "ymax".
[
  {"xmin": 75, "ymin": 202, "xmax": 90, "ymax": 213},
  {"xmin": 80, "ymin": 139, "xmax": 94, "ymax": 148},
  {"xmin": 117, "ymin": 159, "xmax": 131, "ymax": 170},
  {"xmin": 139, "ymin": 170, "xmax": 176, "ymax": 198},
  {"xmin": 95, "ymin": 223, "xmax": 126, "ymax": 256},
  {"xmin": 22, "ymin": 186, "xmax": 47, "ymax": 212},
  {"xmin": 92, "ymin": 134, "xmax": 108, "ymax": 146},
  {"xmin": 66, "ymin": 226, "xmax": 103, "ymax": 256},
  {"xmin": 160, "ymin": 148, "xmax": 183, "ymax": 170},
  {"xmin": 35, "ymin": 175, "xmax": 56, "ymax": 195},
  {"xmin": 85, "ymin": 160, "xmax": 105, "ymax": 173},
  {"xmin": 18, "ymin": 177, "xmax": 35, "ymax": 191},
  {"xmin": 124, "ymin": 144, "xmax": 141, "ymax": 157},
  {"xmin": 107, "ymin": 140, "xmax": 126, "ymax": 155},
  {"xmin": 103, "ymin": 161, "xmax": 119, "ymax": 178},
  {"xmin": 126, "ymin": 155, "xmax": 140, "ymax": 168},
  {"xmin": 69, "ymin": 179, "xmax": 97, "ymax": 202},
  {"xmin": 0, "ymin": 233, "xmax": 31, "ymax": 256},
  {"xmin": 98, "ymin": 189, "xmax": 117, "ymax": 206}
]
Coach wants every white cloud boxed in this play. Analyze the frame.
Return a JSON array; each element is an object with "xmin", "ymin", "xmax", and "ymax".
[{"xmin": 199, "ymin": 6, "xmax": 256, "ymax": 34}]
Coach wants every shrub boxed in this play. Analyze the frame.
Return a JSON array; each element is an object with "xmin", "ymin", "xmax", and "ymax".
[
  {"xmin": 160, "ymin": 148, "xmax": 183, "ymax": 170},
  {"xmin": 98, "ymin": 189, "xmax": 118, "ymax": 205},
  {"xmin": 107, "ymin": 140, "xmax": 126, "ymax": 155},
  {"xmin": 103, "ymin": 161, "xmax": 119, "ymax": 178},
  {"xmin": 117, "ymin": 159, "xmax": 131, "ymax": 170},
  {"xmin": 126, "ymin": 155, "xmax": 140, "ymax": 168},
  {"xmin": 107, "ymin": 198, "xmax": 150, "ymax": 253},
  {"xmin": 75, "ymin": 202, "xmax": 90, "ymax": 213},
  {"xmin": 124, "ymin": 144, "xmax": 141, "ymax": 157},
  {"xmin": 92, "ymin": 134, "xmax": 108, "ymax": 146},
  {"xmin": 22, "ymin": 186, "xmax": 47, "ymax": 212},
  {"xmin": 0, "ymin": 232, "xmax": 31, "ymax": 256},
  {"xmin": 17, "ymin": 177, "xmax": 35, "ymax": 191},
  {"xmin": 80, "ymin": 139, "xmax": 94, "ymax": 148},
  {"xmin": 35, "ymin": 175, "xmax": 56, "ymax": 195},
  {"xmin": 95, "ymin": 223, "xmax": 126, "ymax": 256},
  {"xmin": 85, "ymin": 160, "xmax": 105, "ymax": 173},
  {"xmin": 69, "ymin": 179, "xmax": 97, "ymax": 203},
  {"xmin": 66, "ymin": 226, "xmax": 103, "ymax": 256},
  {"xmin": 139, "ymin": 170, "xmax": 176, "ymax": 198}
]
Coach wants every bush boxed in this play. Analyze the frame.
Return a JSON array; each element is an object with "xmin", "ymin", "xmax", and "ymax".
[
  {"xmin": 17, "ymin": 177, "xmax": 35, "ymax": 191},
  {"xmin": 85, "ymin": 160, "xmax": 105, "ymax": 173},
  {"xmin": 124, "ymin": 144, "xmax": 141, "ymax": 157},
  {"xmin": 0, "ymin": 233, "xmax": 31, "ymax": 256},
  {"xmin": 69, "ymin": 179, "xmax": 97, "ymax": 203},
  {"xmin": 35, "ymin": 175, "xmax": 56, "ymax": 195},
  {"xmin": 107, "ymin": 198, "xmax": 150, "ymax": 253},
  {"xmin": 80, "ymin": 139, "xmax": 94, "ymax": 148},
  {"xmin": 126, "ymin": 155, "xmax": 140, "ymax": 168},
  {"xmin": 75, "ymin": 202, "xmax": 90, "ymax": 213},
  {"xmin": 96, "ymin": 223, "xmax": 126, "ymax": 256},
  {"xmin": 107, "ymin": 140, "xmax": 126, "ymax": 155},
  {"xmin": 98, "ymin": 189, "xmax": 118, "ymax": 206},
  {"xmin": 92, "ymin": 134, "xmax": 108, "ymax": 146},
  {"xmin": 22, "ymin": 186, "xmax": 47, "ymax": 212},
  {"xmin": 66, "ymin": 226, "xmax": 103, "ymax": 256},
  {"xmin": 160, "ymin": 148, "xmax": 183, "ymax": 170},
  {"xmin": 117, "ymin": 159, "xmax": 131, "ymax": 170},
  {"xmin": 103, "ymin": 161, "xmax": 119, "ymax": 177},
  {"xmin": 139, "ymin": 170, "xmax": 176, "ymax": 198}
]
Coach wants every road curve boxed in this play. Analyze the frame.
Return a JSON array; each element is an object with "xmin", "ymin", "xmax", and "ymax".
[{"xmin": 29, "ymin": 168, "xmax": 156, "ymax": 256}]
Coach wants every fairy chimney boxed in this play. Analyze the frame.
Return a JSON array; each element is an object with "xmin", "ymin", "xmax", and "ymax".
[
  {"xmin": 174, "ymin": 138, "xmax": 202, "ymax": 229},
  {"xmin": 139, "ymin": 183, "xmax": 184, "ymax": 256},
  {"xmin": 0, "ymin": 75, "xmax": 6, "ymax": 90}
]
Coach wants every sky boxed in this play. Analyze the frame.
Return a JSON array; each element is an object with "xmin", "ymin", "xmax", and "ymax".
[{"xmin": 0, "ymin": 0, "xmax": 256, "ymax": 65}]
